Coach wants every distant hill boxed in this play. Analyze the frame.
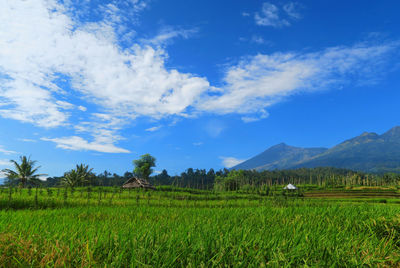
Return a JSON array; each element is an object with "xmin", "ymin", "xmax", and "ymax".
[
  {"xmin": 232, "ymin": 126, "xmax": 400, "ymax": 173},
  {"xmin": 233, "ymin": 143, "xmax": 327, "ymax": 171}
]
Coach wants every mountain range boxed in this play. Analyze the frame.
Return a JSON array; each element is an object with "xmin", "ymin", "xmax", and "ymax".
[{"xmin": 232, "ymin": 126, "xmax": 400, "ymax": 173}]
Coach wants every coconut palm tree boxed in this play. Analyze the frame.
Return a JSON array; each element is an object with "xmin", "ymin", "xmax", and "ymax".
[
  {"xmin": 76, "ymin": 164, "xmax": 94, "ymax": 184},
  {"xmin": 62, "ymin": 164, "xmax": 94, "ymax": 188},
  {"xmin": 61, "ymin": 169, "xmax": 82, "ymax": 188},
  {"xmin": 1, "ymin": 156, "xmax": 46, "ymax": 188}
]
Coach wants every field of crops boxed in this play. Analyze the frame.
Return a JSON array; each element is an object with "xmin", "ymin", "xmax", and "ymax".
[{"xmin": 1, "ymin": 187, "xmax": 400, "ymax": 267}]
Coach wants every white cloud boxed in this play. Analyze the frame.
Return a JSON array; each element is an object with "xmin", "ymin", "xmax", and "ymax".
[
  {"xmin": 41, "ymin": 136, "xmax": 130, "ymax": 153},
  {"xmin": 255, "ymin": 2, "xmax": 289, "ymax": 28},
  {"xmin": 38, "ymin": 175, "xmax": 49, "ymax": 181},
  {"xmin": 56, "ymin": 100, "xmax": 75, "ymax": 110},
  {"xmin": 18, "ymin": 138, "xmax": 37, "ymax": 143},
  {"xmin": 220, "ymin": 157, "xmax": 246, "ymax": 168},
  {"xmin": 241, "ymin": 110, "xmax": 269, "ymax": 123},
  {"xmin": 78, "ymin": 106, "xmax": 87, "ymax": 112},
  {"xmin": 0, "ymin": 0, "xmax": 397, "ymax": 154},
  {"xmin": 0, "ymin": 171, "xmax": 7, "ymax": 179},
  {"xmin": 63, "ymin": 0, "xmax": 148, "ymax": 30},
  {"xmin": 145, "ymin": 26, "xmax": 198, "ymax": 46},
  {"xmin": 0, "ymin": 146, "xmax": 17, "ymax": 155},
  {"xmin": 254, "ymin": 2, "xmax": 302, "ymax": 28},
  {"xmin": 239, "ymin": 36, "xmax": 272, "ymax": 46},
  {"xmin": 251, "ymin": 35, "xmax": 271, "ymax": 45},
  {"xmin": 145, "ymin": 126, "xmax": 162, "ymax": 132},
  {"xmin": 0, "ymin": 159, "xmax": 11, "ymax": 166},
  {"xmin": 283, "ymin": 2, "xmax": 302, "ymax": 19},
  {"xmin": 197, "ymin": 43, "xmax": 398, "ymax": 116},
  {"xmin": 0, "ymin": 80, "xmax": 70, "ymax": 128},
  {"xmin": 0, "ymin": 0, "xmax": 209, "ymax": 152},
  {"xmin": 241, "ymin": 117, "xmax": 259, "ymax": 123},
  {"xmin": 0, "ymin": 2, "xmax": 209, "ymax": 119}
]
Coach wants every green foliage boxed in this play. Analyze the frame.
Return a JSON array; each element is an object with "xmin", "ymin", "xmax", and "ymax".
[
  {"xmin": 0, "ymin": 188, "xmax": 400, "ymax": 266},
  {"xmin": 61, "ymin": 164, "xmax": 94, "ymax": 188},
  {"xmin": 1, "ymin": 156, "xmax": 45, "ymax": 188},
  {"xmin": 214, "ymin": 170, "xmax": 246, "ymax": 191},
  {"xmin": 213, "ymin": 167, "xmax": 400, "ymax": 192},
  {"xmin": 62, "ymin": 169, "xmax": 81, "ymax": 188},
  {"xmin": 76, "ymin": 164, "xmax": 95, "ymax": 185},
  {"xmin": 133, "ymin": 154, "xmax": 156, "ymax": 180}
]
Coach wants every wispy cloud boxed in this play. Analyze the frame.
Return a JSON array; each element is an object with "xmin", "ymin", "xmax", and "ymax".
[
  {"xmin": 254, "ymin": 2, "xmax": 302, "ymax": 28},
  {"xmin": 255, "ymin": 2, "xmax": 289, "ymax": 27},
  {"xmin": 18, "ymin": 138, "xmax": 37, "ymax": 143},
  {"xmin": 251, "ymin": 35, "xmax": 272, "ymax": 45},
  {"xmin": 0, "ymin": 159, "xmax": 11, "ymax": 166},
  {"xmin": 220, "ymin": 156, "xmax": 246, "ymax": 168},
  {"xmin": 241, "ymin": 110, "xmax": 269, "ymax": 123},
  {"xmin": 0, "ymin": 168, "xmax": 9, "ymax": 179},
  {"xmin": 197, "ymin": 42, "xmax": 398, "ymax": 120},
  {"xmin": 145, "ymin": 26, "xmax": 199, "ymax": 46},
  {"xmin": 41, "ymin": 136, "xmax": 130, "ymax": 154},
  {"xmin": 77, "ymin": 106, "xmax": 87, "ymax": 112},
  {"xmin": 0, "ymin": 146, "xmax": 17, "ymax": 155},
  {"xmin": 239, "ymin": 35, "xmax": 272, "ymax": 46},
  {"xmin": 145, "ymin": 126, "xmax": 162, "ymax": 132},
  {"xmin": 283, "ymin": 2, "xmax": 303, "ymax": 19}
]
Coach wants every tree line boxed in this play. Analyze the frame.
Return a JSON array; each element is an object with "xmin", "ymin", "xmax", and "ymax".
[{"xmin": 2, "ymin": 155, "xmax": 400, "ymax": 190}]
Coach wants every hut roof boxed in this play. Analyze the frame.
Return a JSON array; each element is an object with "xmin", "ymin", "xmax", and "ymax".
[
  {"xmin": 283, "ymin": 183, "xmax": 297, "ymax": 190},
  {"xmin": 122, "ymin": 177, "xmax": 155, "ymax": 189}
]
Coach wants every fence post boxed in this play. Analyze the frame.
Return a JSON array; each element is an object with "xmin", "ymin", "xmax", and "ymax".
[
  {"xmin": 35, "ymin": 187, "xmax": 38, "ymax": 207},
  {"xmin": 8, "ymin": 186, "xmax": 12, "ymax": 204}
]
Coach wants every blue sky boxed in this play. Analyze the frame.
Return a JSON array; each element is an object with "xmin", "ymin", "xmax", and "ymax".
[{"xmin": 0, "ymin": 0, "xmax": 399, "ymax": 178}]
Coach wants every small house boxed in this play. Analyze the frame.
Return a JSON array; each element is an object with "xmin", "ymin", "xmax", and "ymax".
[
  {"xmin": 122, "ymin": 177, "xmax": 155, "ymax": 190},
  {"xmin": 283, "ymin": 183, "xmax": 297, "ymax": 190}
]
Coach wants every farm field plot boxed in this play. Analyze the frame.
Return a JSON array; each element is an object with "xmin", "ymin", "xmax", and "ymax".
[
  {"xmin": 304, "ymin": 189, "xmax": 400, "ymax": 199},
  {"xmin": 1, "ymin": 188, "xmax": 400, "ymax": 267}
]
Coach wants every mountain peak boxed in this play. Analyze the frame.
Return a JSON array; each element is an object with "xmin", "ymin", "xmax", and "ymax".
[
  {"xmin": 359, "ymin": 132, "xmax": 379, "ymax": 138},
  {"xmin": 231, "ymin": 142, "xmax": 327, "ymax": 171},
  {"xmin": 338, "ymin": 131, "xmax": 379, "ymax": 146},
  {"xmin": 232, "ymin": 126, "xmax": 400, "ymax": 173},
  {"xmin": 384, "ymin": 126, "xmax": 400, "ymax": 134},
  {"xmin": 382, "ymin": 126, "xmax": 400, "ymax": 140},
  {"xmin": 360, "ymin": 131, "xmax": 376, "ymax": 136},
  {"xmin": 272, "ymin": 142, "xmax": 289, "ymax": 148}
]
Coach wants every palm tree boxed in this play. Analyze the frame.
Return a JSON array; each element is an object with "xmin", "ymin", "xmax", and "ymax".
[
  {"xmin": 1, "ymin": 156, "xmax": 46, "ymax": 188},
  {"xmin": 61, "ymin": 169, "xmax": 82, "ymax": 188},
  {"xmin": 76, "ymin": 164, "xmax": 94, "ymax": 184},
  {"xmin": 61, "ymin": 164, "xmax": 94, "ymax": 188}
]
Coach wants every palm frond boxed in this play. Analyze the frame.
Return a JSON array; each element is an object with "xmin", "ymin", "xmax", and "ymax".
[{"xmin": 4, "ymin": 156, "xmax": 44, "ymax": 187}]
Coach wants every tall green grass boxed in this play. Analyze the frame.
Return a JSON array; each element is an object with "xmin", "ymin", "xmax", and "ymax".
[{"xmin": 0, "ymin": 188, "xmax": 400, "ymax": 266}]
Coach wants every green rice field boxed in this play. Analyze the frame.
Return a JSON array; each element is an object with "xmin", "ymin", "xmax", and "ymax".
[{"xmin": 1, "ymin": 187, "xmax": 400, "ymax": 267}]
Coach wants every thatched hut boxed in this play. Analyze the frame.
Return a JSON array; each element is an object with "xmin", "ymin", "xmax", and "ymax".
[{"xmin": 122, "ymin": 177, "xmax": 155, "ymax": 189}]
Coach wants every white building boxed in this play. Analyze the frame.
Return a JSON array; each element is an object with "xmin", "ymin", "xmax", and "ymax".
[{"xmin": 283, "ymin": 183, "xmax": 297, "ymax": 190}]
